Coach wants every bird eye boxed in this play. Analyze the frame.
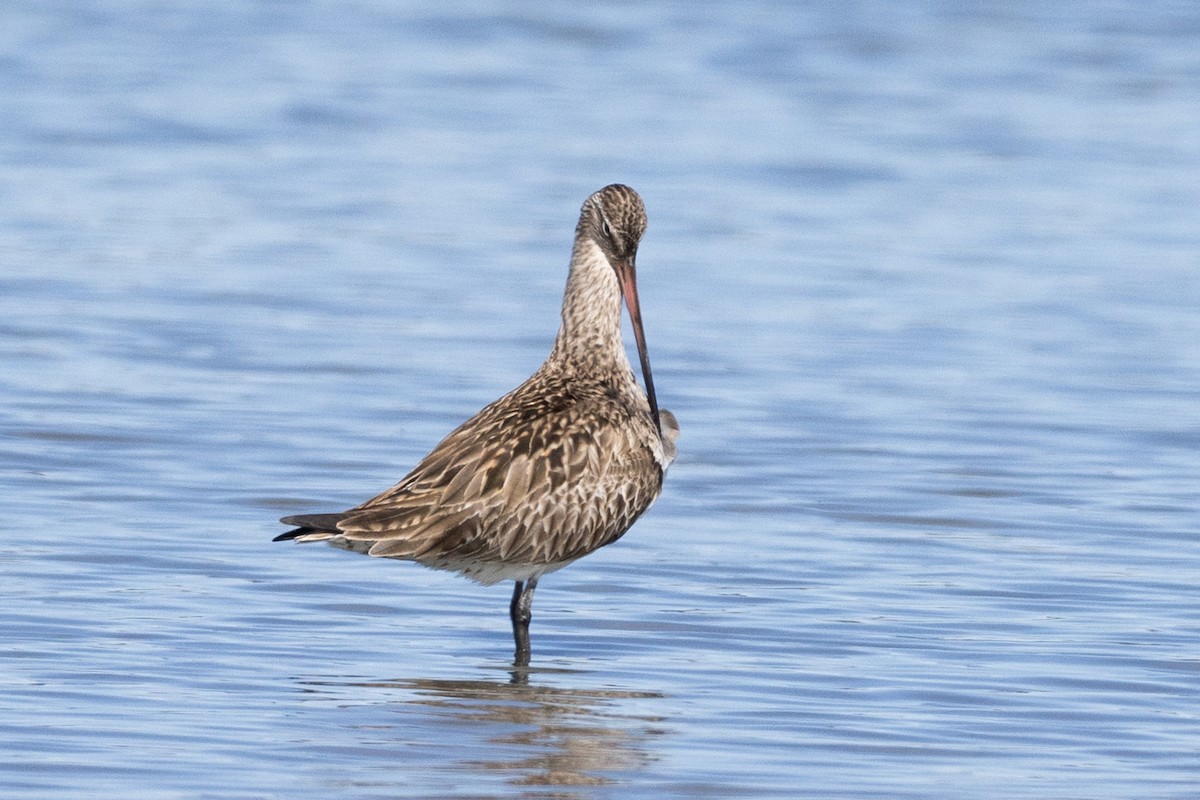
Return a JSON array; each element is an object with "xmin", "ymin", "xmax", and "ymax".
[{"xmin": 601, "ymin": 219, "xmax": 613, "ymax": 239}]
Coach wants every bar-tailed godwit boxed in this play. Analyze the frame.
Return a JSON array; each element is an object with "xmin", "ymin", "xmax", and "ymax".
[{"xmin": 275, "ymin": 184, "xmax": 678, "ymax": 666}]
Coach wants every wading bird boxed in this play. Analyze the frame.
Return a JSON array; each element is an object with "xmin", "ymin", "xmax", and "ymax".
[{"xmin": 275, "ymin": 184, "xmax": 678, "ymax": 666}]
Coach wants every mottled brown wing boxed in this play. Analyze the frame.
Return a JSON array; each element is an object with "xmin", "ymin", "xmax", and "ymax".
[{"xmin": 331, "ymin": 380, "xmax": 664, "ymax": 570}]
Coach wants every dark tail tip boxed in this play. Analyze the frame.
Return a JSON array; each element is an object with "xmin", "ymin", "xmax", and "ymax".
[
  {"xmin": 275, "ymin": 512, "xmax": 345, "ymax": 541},
  {"xmin": 273, "ymin": 528, "xmax": 307, "ymax": 542}
]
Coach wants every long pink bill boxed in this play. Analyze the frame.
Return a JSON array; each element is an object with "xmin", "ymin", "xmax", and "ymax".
[{"xmin": 615, "ymin": 256, "xmax": 662, "ymax": 437}]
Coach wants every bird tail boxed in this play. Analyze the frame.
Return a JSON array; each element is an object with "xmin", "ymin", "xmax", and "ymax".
[{"xmin": 273, "ymin": 512, "xmax": 348, "ymax": 541}]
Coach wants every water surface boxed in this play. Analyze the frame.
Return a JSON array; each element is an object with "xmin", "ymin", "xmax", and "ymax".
[{"xmin": 2, "ymin": 2, "xmax": 1199, "ymax": 798}]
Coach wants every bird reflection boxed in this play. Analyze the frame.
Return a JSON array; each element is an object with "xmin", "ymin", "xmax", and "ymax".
[{"xmin": 306, "ymin": 672, "xmax": 667, "ymax": 796}]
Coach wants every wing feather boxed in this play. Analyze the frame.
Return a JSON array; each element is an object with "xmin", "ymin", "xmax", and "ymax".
[{"xmin": 291, "ymin": 370, "xmax": 668, "ymax": 575}]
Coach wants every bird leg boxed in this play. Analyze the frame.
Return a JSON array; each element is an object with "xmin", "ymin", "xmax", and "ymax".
[{"xmin": 509, "ymin": 578, "xmax": 538, "ymax": 666}]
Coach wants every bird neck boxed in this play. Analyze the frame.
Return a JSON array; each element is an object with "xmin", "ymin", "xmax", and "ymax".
[{"xmin": 549, "ymin": 237, "xmax": 632, "ymax": 377}]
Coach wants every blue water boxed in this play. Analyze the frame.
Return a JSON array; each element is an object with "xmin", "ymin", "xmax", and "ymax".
[{"xmin": 3, "ymin": 2, "xmax": 1199, "ymax": 798}]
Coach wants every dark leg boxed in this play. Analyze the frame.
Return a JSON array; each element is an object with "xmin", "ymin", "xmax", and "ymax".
[{"xmin": 509, "ymin": 578, "xmax": 538, "ymax": 667}]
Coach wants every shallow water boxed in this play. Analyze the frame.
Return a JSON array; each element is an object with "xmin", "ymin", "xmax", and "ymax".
[{"xmin": 3, "ymin": 1, "xmax": 1199, "ymax": 798}]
